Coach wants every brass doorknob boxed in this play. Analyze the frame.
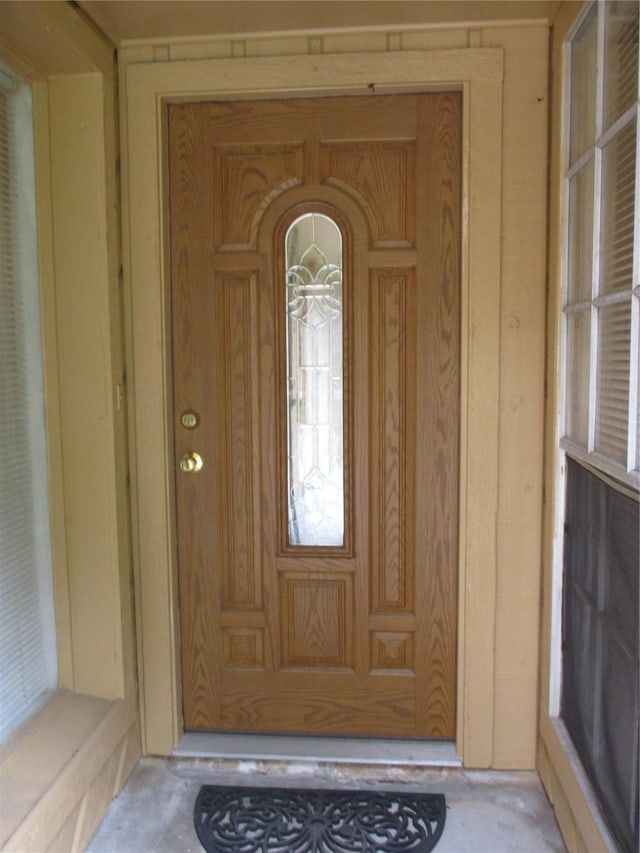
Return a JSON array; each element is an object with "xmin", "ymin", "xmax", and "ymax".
[{"xmin": 179, "ymin": 451, "xmax": 203, "ymax": 473}]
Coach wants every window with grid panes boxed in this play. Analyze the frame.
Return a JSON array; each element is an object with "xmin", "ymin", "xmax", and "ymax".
[
  {"xmin": 560, "ymin": 4, "xmax": 639, "ymax": 852},
  {"xmin": 563, "ymin": 1, "xmax": 639, "ymax": 478}
]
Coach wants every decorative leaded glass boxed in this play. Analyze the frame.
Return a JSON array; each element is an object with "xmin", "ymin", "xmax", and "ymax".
[{"xmin": 285, "ymin": 213, "xmax": 344, "ymax": 546}]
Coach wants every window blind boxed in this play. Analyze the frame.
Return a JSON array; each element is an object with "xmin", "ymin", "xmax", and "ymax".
[
  {"xmin": 562, "ymin": 0, "xmax": 639, "ymax": 486},
  {"xmin": 0, "ymin": 64, "xmax": 57, "ymax": 743}
]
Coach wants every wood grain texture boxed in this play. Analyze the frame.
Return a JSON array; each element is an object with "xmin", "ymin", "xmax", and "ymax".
[
  {"xmin": 369, "ymin": 271, "xmax": 416, "ymax": 613},
  {"xmin": 371, "ymin": 631, "xmax": 415, "ymax": 673},
  {"xmin": 218, "ymin": 274, "xmax": 261, "ymax": 610},
  {"xmin": 222, "ymin": 628, "xmax": 265, "ymax": 669},
  {"xmin": 169, "ymin": 104, "xmax": 220, "ymax": 728},
  {"xmin": 214, "ymin": 145, "xmax": 304, "ymax": 249},
  {"xmin": 414, "ymin": 92, "xmax": 461, "ymax": 738},
  {"xmin": 169, "ymin": 93, "xmax": 460, "ymax": 736},
  {"xmin": 322, "ymin": 143, "xmax": 416, "ymax": 247},
  {"xmin": 280, "ymin": 573, "xmax": 353, "ymax": 668},
  {"xmin": 219, "ymin": 672, "xmax": 417, "ymax": 736}
]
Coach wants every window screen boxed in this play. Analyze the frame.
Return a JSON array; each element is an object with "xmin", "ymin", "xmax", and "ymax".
[{"xmin": 562, "ymin": 459, "xmax": 639, "ymax": 853}]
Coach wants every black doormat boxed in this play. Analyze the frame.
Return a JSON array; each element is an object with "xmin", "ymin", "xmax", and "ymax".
[{"xmin": 194, "ymin": 785, "xmax": 446, "ymax": 852}]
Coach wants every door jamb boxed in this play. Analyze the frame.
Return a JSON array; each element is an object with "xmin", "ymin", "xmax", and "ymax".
[{"xmin": 122, "ymin": 47, "xmax": 504, "ymax": 766}]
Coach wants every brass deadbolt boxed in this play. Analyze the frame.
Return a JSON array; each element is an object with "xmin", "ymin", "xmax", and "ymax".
[{"xmin": 181, "ymin": 411, "xmax": 200, "ymax": 429}]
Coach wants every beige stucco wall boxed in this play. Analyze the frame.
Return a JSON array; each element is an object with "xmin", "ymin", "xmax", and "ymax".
[{"xmin": 121, "ymin": 17, "xmax": 549, "ymax": 769}]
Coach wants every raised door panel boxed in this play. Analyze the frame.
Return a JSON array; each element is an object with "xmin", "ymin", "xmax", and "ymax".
[
  {"xmin": 214, "ymin": 145, "xmax": 305, "ymax": 250},
  {"xmin": 321, "ymin": 143, "xmax": 416, "ymax": 247},
  {"xmin": 216, "ymin": 273, "xmax": 262, "ymax": 611},
  {"xmin": 279, "ymin": 572, "xmax": 354, "ymax": 669},
  {"xmin": 369, "ymin": 270, "xmax": 417, "ymax": 616}
]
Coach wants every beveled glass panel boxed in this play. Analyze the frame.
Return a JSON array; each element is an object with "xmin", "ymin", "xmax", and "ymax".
[
  {"xmin": 285, "ymin": 213, "xmax": 344, "ymax": 546},
  {"xmin": 604, "ymin": 0, "xmax": 639, "ymax": 130},
  {"xmin": 565, "ymin": 309, "xmax": 591, "ymax": 447},
  {"xmin": 567, "ymin": 160, "xmax": 595, "ymax": 304},
  {"xmin": 600, "ymin": 120, "xmax": 636, "ymax": 295},
  {"xmin": 570, "ymin": 6, "xmax": 598, "ymax": 166}
]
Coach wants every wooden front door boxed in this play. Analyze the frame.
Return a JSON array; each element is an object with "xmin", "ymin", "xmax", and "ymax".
[{"xmin": 169, "ymin": 93, "xmax": 460, "ymax": 739}]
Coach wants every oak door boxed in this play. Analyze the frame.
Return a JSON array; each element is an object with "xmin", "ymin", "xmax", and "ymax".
[{"xmin": 169, "ymin": 93, "xmax": 460, "ymax": 738}]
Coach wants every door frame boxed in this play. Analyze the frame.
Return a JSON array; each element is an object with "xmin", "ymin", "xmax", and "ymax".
[{"xmin": 123, "ymin": 46, "xmax": 504, "ymax": 765}]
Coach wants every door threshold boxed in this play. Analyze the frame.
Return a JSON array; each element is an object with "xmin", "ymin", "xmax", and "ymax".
[{"xmin": 174, "ymin": 733, "xmax": 461, "ymax": 767}]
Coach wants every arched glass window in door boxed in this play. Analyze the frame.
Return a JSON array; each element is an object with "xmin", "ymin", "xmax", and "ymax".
[{"xmin": 285, "ymin": 212, "xmax": 344, "ymax": 546}]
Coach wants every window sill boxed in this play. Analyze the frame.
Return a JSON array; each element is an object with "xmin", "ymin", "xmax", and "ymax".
[
  {"xmin": 538, "ymin": 713, "xmax": 619, "ymax": 852},
  {"xmin": 0, "ymin": 689, "xmax": 139, "ymax": 852}
]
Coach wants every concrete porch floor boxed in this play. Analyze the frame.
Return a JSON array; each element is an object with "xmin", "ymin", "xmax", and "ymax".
[{"xmin": 87, "ymin": 756, "xmax": 566, "ymax": 852}]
